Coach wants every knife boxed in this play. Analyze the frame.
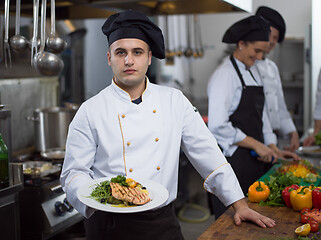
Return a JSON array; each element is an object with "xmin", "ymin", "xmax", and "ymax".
[{"xmin": 250, "ymin": 150, "xmax": 294, "ymax": 163}]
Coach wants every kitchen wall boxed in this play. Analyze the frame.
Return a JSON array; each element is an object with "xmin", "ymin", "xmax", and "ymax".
[
  {"xmin": 157, "ymin": 0, "xmax": 312, "ymax": 106},
  {"xmin": 83, "ymin": 19, "xmax": 113, "ymax": 100}
]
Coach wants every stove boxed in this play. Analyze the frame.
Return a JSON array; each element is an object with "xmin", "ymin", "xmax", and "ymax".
[{"xmin": 16, "ymin": 154, "xmax": 84, "ymax": 240}]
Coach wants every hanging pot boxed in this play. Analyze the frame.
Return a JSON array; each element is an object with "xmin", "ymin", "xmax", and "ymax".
[{"xmin": 27, "ymin": 106, "xmax": 77, "ymax": 152}]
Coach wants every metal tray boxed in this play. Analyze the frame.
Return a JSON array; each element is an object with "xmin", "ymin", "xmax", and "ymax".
[
  {"xmin": 23, "ymin": 161, "xmax": 61, "ymax": 178},
  {"xmin": 296, "ymin": 146, "xmax": 321, "ymax": 157},
  {"xmin": 40, "ymin": 148, "xmax": 65, "ymax": 160}
]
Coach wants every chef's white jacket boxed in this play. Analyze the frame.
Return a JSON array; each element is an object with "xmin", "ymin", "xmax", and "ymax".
[
  {"xmin": 314, "ymin": 70, "xmax": 321, "ymax": 120},
  {"xmin": 60, "ymin": 78, "xmax": 244, "ymax": 218},
  {"xmin": 207, "ymin": 56, "xmax": 277, "ymax": 157},
  {"xmin": 255, "ymin": 58, "xmax": 297, "ymax": 136}
]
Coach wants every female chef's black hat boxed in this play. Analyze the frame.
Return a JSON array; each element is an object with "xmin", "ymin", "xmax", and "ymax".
[
  {"xmin": 256, "ymin": 6, "xmax": 286, "ymax": 43},
  {"xmin": 101, "ymin": 10, "xmax": 165, "ymax": 59},
  {"xmin": 222, "ymin": 15, "xmax": 270, "ymax": 44}
]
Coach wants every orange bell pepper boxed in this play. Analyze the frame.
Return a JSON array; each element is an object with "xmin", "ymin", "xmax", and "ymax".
[{"xmin": 248, "ymin": 181, "xmax": 270, "ymax": 203}]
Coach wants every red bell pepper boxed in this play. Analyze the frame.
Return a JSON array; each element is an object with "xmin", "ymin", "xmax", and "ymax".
[
  {"xmin": 312, "ymin": 187, "xmax": 321, "ymax": 209},
  {"xmin": 282, "ymin": 184, "xmax": 299, "ymax": 208}
]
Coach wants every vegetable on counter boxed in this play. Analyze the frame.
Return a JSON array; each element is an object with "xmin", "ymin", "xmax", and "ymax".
[
  {"xmin": 309, "ymin": 219, "xmax": 320, "ymax": 233},
  {"xmin": 303, "ymin": 208, "xmax": 321, "ymax": 224},
  {"xmin": 259, "ymin": 172, "xmax": 301, "ymax": 207},
  {"xmin": 282, "ymin": 184, "xmax": 300, "ymax": 208},
  {"xmin": 278, "ymin": 161, "xmax": 319, "ymax": 183},
  {"xmin": 290, "ymin": 186, "xmax": 313, "ymax": 211},
  {"xmin": 248, "ymin": 181, "xmax": 270, "ymax": 203},
  {"xmin": 313, "ymin": 187, "xmax": 321, "ymax": 209}
]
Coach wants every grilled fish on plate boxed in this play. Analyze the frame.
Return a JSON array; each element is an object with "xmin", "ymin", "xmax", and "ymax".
[{"xmin": 110, "ymin": 182, "xmax": 151, "ymax": 205}]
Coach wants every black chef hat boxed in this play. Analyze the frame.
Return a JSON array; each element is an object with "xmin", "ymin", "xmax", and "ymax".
[
  {"xmin": 256, "ymin": 6, "xmax": 286, "ymax": 42},
  {"xmin": 101, "ymin": 10, "xmax": 165, "ymax": 59},
  {"xmin": 222, "ymin": 15, "xmax": 270, "ymax": 44}
]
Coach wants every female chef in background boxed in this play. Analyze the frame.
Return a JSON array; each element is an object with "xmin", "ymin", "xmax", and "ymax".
[
  {"xmin": 207, "ymin": 15, "xmax": 300, "ymax": 218},
  {"xmin": 255, "ymin": 6, "xmax": 300, "ymax": 152}
]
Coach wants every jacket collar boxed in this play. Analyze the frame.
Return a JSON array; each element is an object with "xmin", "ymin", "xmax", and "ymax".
[
  {"xmin": 111, "ymin": 76, "xmax": 151, "ymax": 102},
  {"xmin": 233, "ymin": 57, "xmax": 248, "ymax": 71}
]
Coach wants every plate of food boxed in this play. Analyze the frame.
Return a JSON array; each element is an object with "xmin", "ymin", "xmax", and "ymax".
[
  {"xmin": 296, "ymin": 146, "xmax": 321, "ymax": 157},
  {"xmin": 77, "ymin": 175, "xmax": 169, "ymax": 213}
]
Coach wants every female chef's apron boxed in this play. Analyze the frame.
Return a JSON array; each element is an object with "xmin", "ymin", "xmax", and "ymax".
[{"xmin": 210, "ymin": 55, "xmax": 271, "ymax": 218}]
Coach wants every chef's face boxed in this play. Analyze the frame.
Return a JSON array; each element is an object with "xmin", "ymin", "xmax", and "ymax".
[
  {"xmin": 267, "ymin": 26, "xmax": 280, "ymax": 53},
  {"xmin": 237, "ymin": 41, "xmax": 269, "ymax": 67},
  {"xmin": 108, "ymin": 38, "xmax": 152, "ymax": 90}
]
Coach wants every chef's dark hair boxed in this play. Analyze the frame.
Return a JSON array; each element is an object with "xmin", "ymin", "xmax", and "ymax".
[{"xmin": 101, "ymin": 10, "xmax": 165, "ymax": 59}]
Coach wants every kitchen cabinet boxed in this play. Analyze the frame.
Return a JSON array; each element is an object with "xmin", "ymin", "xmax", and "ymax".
[{"xmin": 269, "ymin": 38, "xmax": 308, "ymax": 135}]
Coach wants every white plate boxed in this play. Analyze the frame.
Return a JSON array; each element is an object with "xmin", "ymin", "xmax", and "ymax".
[
  {"xmin": 296, "ymin": 146, "xmax": 321, "ymax": 157},
  {"xmin": 77, "ymin": 177, "xmax": 169, "ymax": 213}
]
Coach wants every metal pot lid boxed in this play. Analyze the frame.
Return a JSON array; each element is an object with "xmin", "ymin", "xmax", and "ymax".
[{"xmin": 41, "ymin": 148, "xmax": 65, "ymax": 160}]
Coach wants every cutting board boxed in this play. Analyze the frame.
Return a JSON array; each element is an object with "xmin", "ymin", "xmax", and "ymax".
[{"xmin": 198, "ymin": 201, "xmax": 301, "ymax": 240}]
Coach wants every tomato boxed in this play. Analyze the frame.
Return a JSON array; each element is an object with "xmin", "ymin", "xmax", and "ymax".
[
  {"xmin": 309, "ymin": 222, "xmax": 319, "ymax": 233},
  {"xmin": 300, "ymin": 208, "xmax": 311, "ymax": 215},
  {"xmin": 301, "ymin": 215, "xmax": 310, "ymax": 224},
  {"xmin": 309, "ymin": 219, "xmax": 318, "ymax": 225}
]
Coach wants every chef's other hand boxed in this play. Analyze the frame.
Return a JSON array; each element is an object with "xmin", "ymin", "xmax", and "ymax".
[
  {"xmin": 276, "ymin": 150, "xmax": 301, "ymax": 161},
  {"xmin": 232, "ymin": 198, "xmax": 276, "ymax": 228},
  {"xmin": 303, "ymin": 136, "xmax": 316, "ymax": 146},
  {"xmin": 283, "ymin": 131, "xmax": 300, "ymax": 152},
  {"xmin": 254, "ymin": 143, "xmax": 277, "ymax": 163}
]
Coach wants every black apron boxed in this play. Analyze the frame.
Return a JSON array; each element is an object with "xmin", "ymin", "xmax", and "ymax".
[
  {"xmin": 209, "ymin": 55, "xmax": 271, "ymax": 218},
  {"xmin": 84, "ymin": 203, "xmax": 184, "ymax": 240}
]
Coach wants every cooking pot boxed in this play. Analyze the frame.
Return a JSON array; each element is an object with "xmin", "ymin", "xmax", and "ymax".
[{"xmin": 28, "ymin": 107, "xmax": 77, "ymax": 152}]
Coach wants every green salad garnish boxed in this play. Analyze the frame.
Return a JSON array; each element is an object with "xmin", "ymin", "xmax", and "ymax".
[{"xmin": 90, "ymin": 175, "xmax": 128, "ymax": 205}]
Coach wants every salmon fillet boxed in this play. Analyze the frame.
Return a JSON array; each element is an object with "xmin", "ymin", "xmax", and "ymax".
[{"xmin": 110, "ymin": 182, "xmax": 150, "ymax": 205}]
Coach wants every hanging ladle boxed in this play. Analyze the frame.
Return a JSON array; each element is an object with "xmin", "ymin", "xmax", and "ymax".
[
  {"xmin": 194, "ymin": 15, "xmax": 204, "ymax": 58},
  {"xmin": 184, "ymin": 15, "xmax": 193, "ymax": 58},
  {"xmin": 3, "ymin": 0, "xmax": 12, "ymax": 68},
  {"xmin": 165, "ymin": 16, "xmax": 175, "ymax": 59},
  {"xmin": 10, "ymin": 0, "xmax": 29, "ymax": 53},
  {"xmin": 175, "ymin": 16, "xmax": 183, "ymax": 57},
  {"xmin": 30, "ymin": 0, "xmax": 39, "ymax": 66},
  {"xmin": 46, "ymin": 0, "xmax": 66, "ymax": 53},
  {"xmin": 34, "ymin": 0, "xmax": 64, "ymax": 76}
]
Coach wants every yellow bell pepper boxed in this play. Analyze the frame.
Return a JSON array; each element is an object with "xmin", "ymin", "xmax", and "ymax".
[
  {"xmin": 290, "ymin": 186, "xmax": 312, "ymax": 211},
  {"xmin": 248, "ymin": 181, "xmax": 270, "ymax": 203}
]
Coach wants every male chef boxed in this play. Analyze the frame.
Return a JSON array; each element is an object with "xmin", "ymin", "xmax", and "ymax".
[
  {"xmin": 255, "ymin": 6, "xmax": 300, "ymax": 151},
  {"xmin": 60, "ymin": 10, "xmax": 276, "ymax": 240}
]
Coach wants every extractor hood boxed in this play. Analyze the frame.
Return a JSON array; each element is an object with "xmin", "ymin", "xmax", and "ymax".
[{"xmin": 0, "ymin": 0, "xmax": 252, "ymax": 20}]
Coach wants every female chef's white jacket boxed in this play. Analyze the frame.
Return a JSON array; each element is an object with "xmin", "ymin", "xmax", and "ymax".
[
  {"xmin": 255, "ymin": 58, "xmax": 297, "ymax": 136},
  {"xmin": 207, "ymin": 56, "xmax": 277, "ymax": 157},
  {"xmin": 60, "ymin": 79, "xmax": 244, "ymax": 218}
]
